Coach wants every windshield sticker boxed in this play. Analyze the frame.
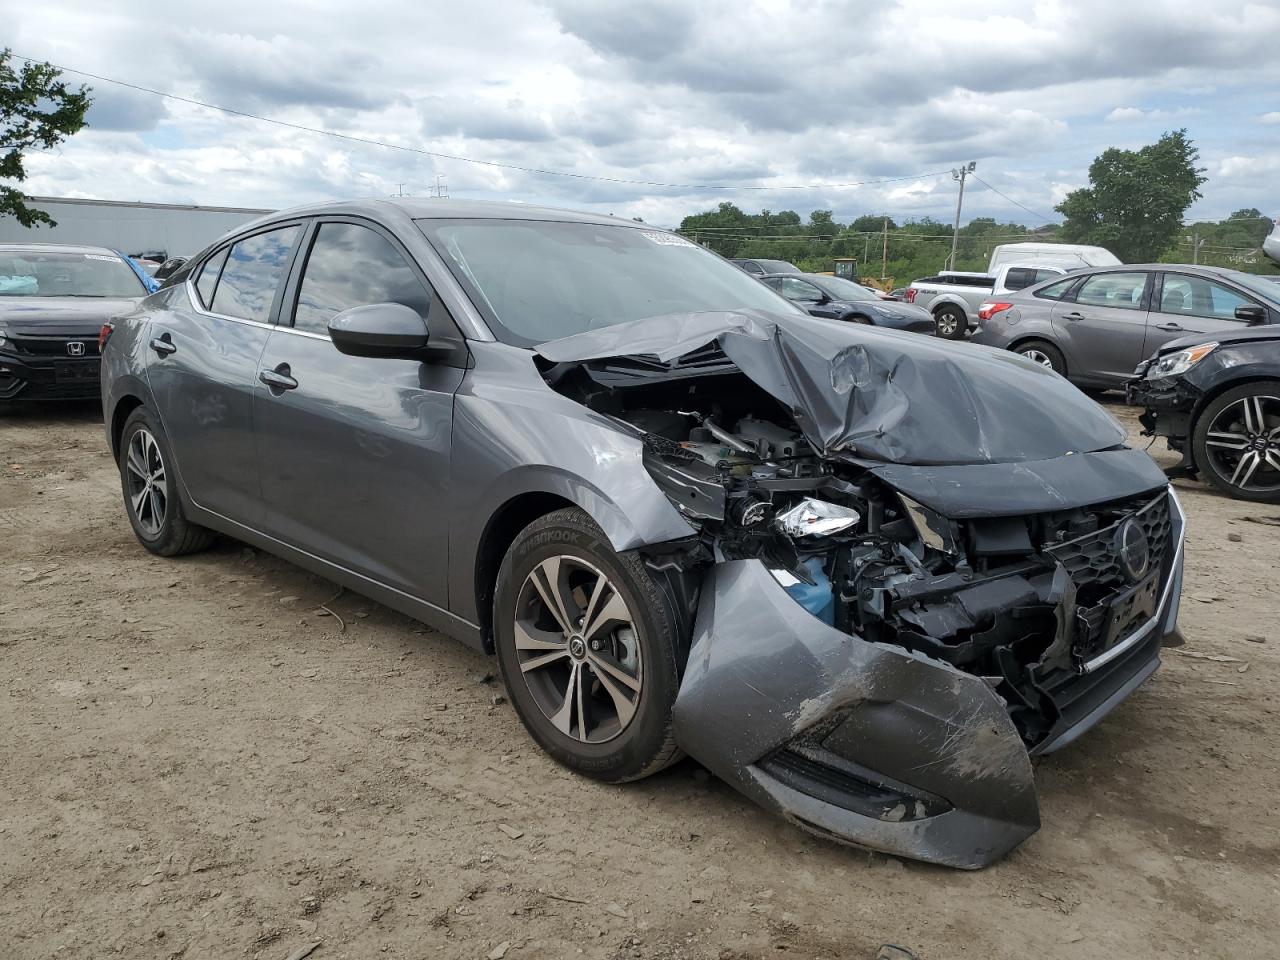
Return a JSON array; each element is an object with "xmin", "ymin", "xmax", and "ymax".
[
  {"xmin": 84, "ymin": 254, "xmax": 119, "ymax": 262},
  {"xmin": 642, "ymin": 232, "xmax": 697, "ymax": 248}
]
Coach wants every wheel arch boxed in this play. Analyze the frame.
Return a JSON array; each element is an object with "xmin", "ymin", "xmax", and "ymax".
[
  {"xmin": 1007, "ymin": 336, "xmax": 1069, "ymax": 376},
  {"xmin": 109, "ymin": 392, "xmax": 147, "ymax": 460}
]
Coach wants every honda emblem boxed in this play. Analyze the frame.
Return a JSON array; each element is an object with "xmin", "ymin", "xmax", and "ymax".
[{"xmin": 67, "ymin": 341, "xmax": 86, "ymax": 356}]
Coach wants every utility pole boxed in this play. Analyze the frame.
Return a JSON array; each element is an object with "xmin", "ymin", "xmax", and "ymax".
[
  {"xmin": 1191, "ymin": 231, "xmax": 1202, "ymax": 265},
  {"xmin": 948, "ymin": 161, "xmax": 976, "ymax": 271},
  {"xmin": 881, "ymin": 217, "xmax": 888, "ymax": 279},
  {"xmin": 429, "ymin": 175, "xmax": 449, "ymax": 199}
]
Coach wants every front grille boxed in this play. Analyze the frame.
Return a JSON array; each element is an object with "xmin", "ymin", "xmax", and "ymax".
[
  {"xmin": 1043, "ymin": 491, "xmax": 1171, "ymax": 590},
  {"xmin": 7, "ymin": 334, "xmax": 101, "ymax": 358}
]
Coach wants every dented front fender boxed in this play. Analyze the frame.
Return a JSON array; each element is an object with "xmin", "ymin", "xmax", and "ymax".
[{"xmin": 672, "ymin": 560, "xmax": 1040, "ymax": 869}]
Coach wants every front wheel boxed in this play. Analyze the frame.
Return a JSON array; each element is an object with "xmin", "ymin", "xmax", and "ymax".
[
  {"xmin": 933, "ymin": 305, "xmax": 967, "ymax": 340},
  {"xmin": 493, "ymin": 508, "xmax": 683, "ymax": 783},
  {"xmin": 118, "ymin": 406, "xmax": 216, "ymax": 556},
  {"xmin": 1191, "ymin": 381, "xmax": 1280, "ymax": 503}
]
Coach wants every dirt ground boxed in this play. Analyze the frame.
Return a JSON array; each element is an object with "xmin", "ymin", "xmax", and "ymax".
[{"xmin": 1, "ymin": 398, "xmax": 1277, "ymax": 960}]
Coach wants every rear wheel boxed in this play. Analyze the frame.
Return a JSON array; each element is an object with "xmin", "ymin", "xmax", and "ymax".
[
  {"xmin": 1192, "ymin": 381, "xmax": 1280, "ymax": 503},
  {"xmin": 493, "ymin": 508, "xmax": 682, "ymax": 783},
  {"xmin": 933, "ymin": 305, "xmax": 967, "ymax": 340},
  {"xmin": 118, "ymin": 407, "xmax": 215, "ymax": 556},
  {"xmin": 1014, "ymin": 339, "xmax": 1066, "ymax": 376}
]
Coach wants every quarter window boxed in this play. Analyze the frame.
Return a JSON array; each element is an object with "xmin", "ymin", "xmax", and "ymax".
[
  {"xmin": 1160, "ymin": 274, "xmax": 1255, "ymax": 321},
  {"xmin": 1035, "ymin": 277, "xmax": 1076, "ymax": 301},
  {"xmin": 1075, "ymin": 272, "xmax": 1148, "ymax": 311},
  {"xmin": 292, "ymin": 223, "xmax": 431, "ymax": 335},
  {"xmin": 194, "ymin": 247, "xmax": 229, "ymax": 309},
  {"xmin": 210, "ymin": 226, "xmax": 300, "ymax": 323}
]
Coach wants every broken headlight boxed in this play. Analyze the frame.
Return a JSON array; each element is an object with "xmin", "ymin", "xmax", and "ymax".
[{"xmin": 1145, "ymin": 342, "xmax": 1217, "ymax": 380}]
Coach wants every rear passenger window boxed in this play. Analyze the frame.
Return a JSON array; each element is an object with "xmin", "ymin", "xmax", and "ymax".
[
  {"xmin": 292, "ymin": 223, "xmax": 431, "ymax": 335},
  {"xmin": 210, "ymin": 227, "xmax": 300, "ymax": 323},
  {"xmin": 1075, "ymin": 272, "xmax": 1148, "ymax": 311},
  {"xmin": 1005, "ymin": 268, "xmax": 1036, "ymax": 290},
  {"xmin": 194, "ymin": 247, "xmax": 228, "ymax": 309}
]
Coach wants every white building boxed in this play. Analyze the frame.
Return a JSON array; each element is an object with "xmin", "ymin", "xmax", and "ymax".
[{"xmin": 0, "ymin": 196, "xmax": 274, "ymax": 259}]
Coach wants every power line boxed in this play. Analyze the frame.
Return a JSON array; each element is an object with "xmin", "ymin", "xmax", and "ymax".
[
  {"xmin": 969, "ymin": 174, "xmax": 1057, "ymax": 223},
  {"xmin": 10, "ymin": 52, "xmax": 950, "ymax": 193}
]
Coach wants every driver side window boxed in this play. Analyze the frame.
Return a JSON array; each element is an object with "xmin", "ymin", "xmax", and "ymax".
[
  {"xmin": 779, "ymin": 277, "xmax": 821, "ymax": 301},
  {"xmin": 292, "ymin": 222, "xmax": 431, "ymax": 335}
]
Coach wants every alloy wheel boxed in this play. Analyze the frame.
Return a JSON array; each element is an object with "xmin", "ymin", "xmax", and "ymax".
[
  {"xmin": 513, "ymin": 555, "xmax": 643, "ymax": 744},
  {"xmin": 1203, "ymin": 394, "xmax": 1280, "ymax": 494},
  {"xmin": 124, "ymin": 428, "xmax": 168, "ymax": 537},
  {"xmin": 935, "ymin": 311, "xmax": 959, "ymax": 336},
  {"xmin": 1020, "ymin": 348, "xmax": 1055, "ymax": 368}
]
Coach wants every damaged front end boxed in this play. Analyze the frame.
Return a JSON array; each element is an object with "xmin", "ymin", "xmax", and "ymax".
[{"xmin": 538, "ymin": 312, "xmax": 1186, "ymax": 869}]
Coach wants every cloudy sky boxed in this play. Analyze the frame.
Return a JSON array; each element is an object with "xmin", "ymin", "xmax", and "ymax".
[{"xmin": 6, "ymin": 0, "xmax": 1279, "ymax": 228}]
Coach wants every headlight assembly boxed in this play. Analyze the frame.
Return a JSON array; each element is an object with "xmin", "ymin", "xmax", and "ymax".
[{"xmin": 1145, "ymin": 342, "xmax": 1217, "ymax": 380}]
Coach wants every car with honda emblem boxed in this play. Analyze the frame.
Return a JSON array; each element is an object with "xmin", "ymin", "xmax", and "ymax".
[{"xmin": 0, "ymin": 243, "xmax": 154, "ymax": 402}]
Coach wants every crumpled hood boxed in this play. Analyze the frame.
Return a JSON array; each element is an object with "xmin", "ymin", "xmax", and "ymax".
[{"xmin": 538, "ymin": 310, "xmax": 1127, "ymax": 466}]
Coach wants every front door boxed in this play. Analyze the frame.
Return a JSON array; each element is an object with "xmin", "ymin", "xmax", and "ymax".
[
  {"xmin": 1145, "ymin": 271, "xmax": 1262, "ymax": 355},
  {"xmin": 252, "ymin": 220, "xmax": 465, "ymax": 607},
  {"xmin": 147, "ymin": 225, "xmax": 301, "ymax": 525},
  {"xmin": 1051, "ymin": 271, "xmax": 1152, "ymax": 384}
]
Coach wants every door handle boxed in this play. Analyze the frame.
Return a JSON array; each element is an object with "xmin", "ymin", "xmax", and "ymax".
[
  {"xmin": 259, "ymin": 363, "xmax": 298, "ymax": 392},
  {"xmin": 1062, "ymin": 311, "xmax": 1084, "ymax": 321},
  {"xmin": 1154, "ymin": 322, "xmax": 1184, "ymax": 332},
  {"xmin": 149, "ymin": 333, "xmax": 177, "ymax": 356}
]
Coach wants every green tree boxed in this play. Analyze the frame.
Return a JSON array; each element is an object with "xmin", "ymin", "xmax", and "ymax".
[
  {"xmin": 851, "ymin": 214, "xmax": 896, "ymax": 233},
  {"xmin": 1, "ymin": 50, "xmax": 90, "ymax": 227},
  {"xmin": 1055, "ymin": 129, "xmax": 1206, "ymax": 262}
]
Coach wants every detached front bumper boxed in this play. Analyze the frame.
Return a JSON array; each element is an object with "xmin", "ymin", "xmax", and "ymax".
[{"xmin": 671, "ymin": 495, "xmax": 1185, "ymax": 869}]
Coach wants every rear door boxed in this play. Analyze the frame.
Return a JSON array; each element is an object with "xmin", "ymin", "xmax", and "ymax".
[
  {"xmin": 252, "ymin": 218, "xmax": 466, "ymax": 607},
  {"xmin": 1145, "ymin": 271, "xmax": 1264, "ymax": 354},
  {"xmin": 1051, "ymin": 271, "xmax": 1152, "ymax": 384},
  {"xmin": 146, "ymin": 224, "xmax": 302, "ymax": 525},
  {"xmin": 777, "ymin": 276, "xmax": 841, "ymax": 319}
]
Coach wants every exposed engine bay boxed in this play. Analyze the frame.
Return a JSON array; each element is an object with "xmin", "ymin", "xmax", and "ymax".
[{"xmin": 541, "ymin": 349, "xmax": 1173, "ymax": 751}]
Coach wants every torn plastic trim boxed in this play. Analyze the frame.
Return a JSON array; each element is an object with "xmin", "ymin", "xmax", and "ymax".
[{"xmin": 672, "ymin": 558, "xmax": 1040, "ymax": 869}]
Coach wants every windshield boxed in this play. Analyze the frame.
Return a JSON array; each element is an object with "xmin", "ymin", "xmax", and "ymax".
[
  {"xmin": 756, "ymin": 259, "xmax": 799, "ymax": 273},
  {"xmin": 812, "ymin": 276, "xmax": 880, "ymax": 302},
  {"xmin": 0, "ymin": 250, "xmax": 146, "ymax": 298},
  {"xmin": 418, "ymin": 219, "xmax": 800, "ymax": 346}
]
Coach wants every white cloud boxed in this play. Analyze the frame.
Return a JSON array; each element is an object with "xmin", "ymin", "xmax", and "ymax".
[{"xmin": 6, "ymin": 0, "xmax": 1280, "ymax": 227}]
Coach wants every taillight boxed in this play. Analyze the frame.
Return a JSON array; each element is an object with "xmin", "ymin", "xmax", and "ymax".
[
  {"xmin": 904, "ymin": 288, "xmax": 917, "ymax": 303},
  {"xmin": 977, "ymin": 302, "xmax": 1013, "ymax": 321},
  {"xmin": 99, "ymin": 321, "xmax": 115, "ymax": 351}
]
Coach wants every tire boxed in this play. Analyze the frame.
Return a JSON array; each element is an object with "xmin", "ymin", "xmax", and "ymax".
[
  {"xmin": 933, "ymin": 305, "xmax": 967, "ymax": 340},
  {"xmin": 847, "ymin": 313, "xmax": 872, "ymax": 325},
  {"xmin": 117, "ymin": 406, "xmax": 216, "ymax": 556},
  {"xmin": 493, "ymin": 507, "xmax": 683, "ymax": 783},
  {"xmin": 1191, "ymin": 380, "xmax": 1280, "ymax": 503},
  {"xmin": 1014, "ymin": 339, "xmax": 1066, "ymax": 376}
]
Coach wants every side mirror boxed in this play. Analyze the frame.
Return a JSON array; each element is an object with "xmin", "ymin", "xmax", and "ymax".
[
  {"xmin": 1235, "ymin": 304, "xmax": 1266, "ymax": 325},
  {"xmin": 328, "ymin": 302, "xmax": 429, "ymax": 359}
]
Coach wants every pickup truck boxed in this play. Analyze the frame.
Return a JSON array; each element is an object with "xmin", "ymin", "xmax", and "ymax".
[{"xmin": 906, "ymin": 264, "xmax": 1067, "ymax": 339}]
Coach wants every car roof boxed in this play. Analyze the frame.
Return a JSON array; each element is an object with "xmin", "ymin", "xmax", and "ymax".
[
  {"xmin": 245, "ymin": 197, "xmax": 640, "ymax": 230},
  {"xmin": 0, "ymin": 242, "xmax": 124, "ymax": 257}
]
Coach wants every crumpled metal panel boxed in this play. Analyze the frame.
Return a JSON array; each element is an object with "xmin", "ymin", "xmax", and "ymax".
[
  {"xmin": 672, "ymin": 559, "xmax": 1041, "ymax": 869},
  {"xmin": 538, "ymin": 310, "xmax": 1127, "ymax": 466}
]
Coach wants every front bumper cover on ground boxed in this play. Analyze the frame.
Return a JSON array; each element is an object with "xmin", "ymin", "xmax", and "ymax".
[{"xmin": 671, "ymin": 497, "xmax": 1184, "ymax": 869}]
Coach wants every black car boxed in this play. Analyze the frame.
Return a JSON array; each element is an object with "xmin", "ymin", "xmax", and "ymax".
[
  {"xmin": 1128, "ymin": 326, "xmax": 1280, "ymax": 502},
  {"xmin": 730, "ymin": 258, "xmax": 800, "ymax": 276},
  {"xmin": 761, "ymin": 272, "xmax": 935, "ymax": 334},
  {"xmin": 0, "ymin": 243, "xmax": 152, "ymax": 401}
]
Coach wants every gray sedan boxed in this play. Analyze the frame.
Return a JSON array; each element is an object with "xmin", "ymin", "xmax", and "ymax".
[
  {"xmin": 970, "ymin": 264, "xmax": 1280, "ymax": 388},
  {"xmin": 100, "ymin": 199, "xmax": 1185, "ymax": 868},
  {"xmin": 759, "ymin": 272, "xmax": 936, "ymax": 333}
]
